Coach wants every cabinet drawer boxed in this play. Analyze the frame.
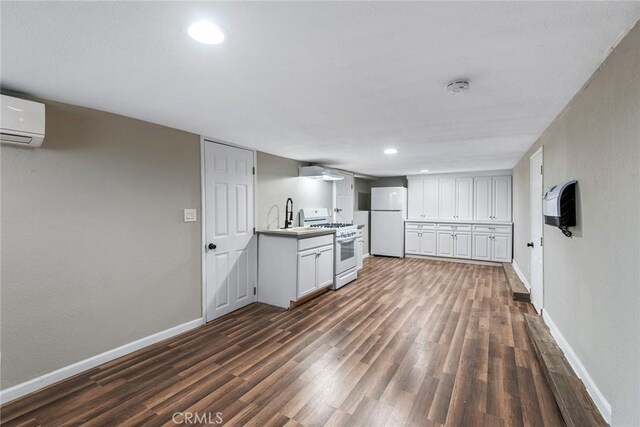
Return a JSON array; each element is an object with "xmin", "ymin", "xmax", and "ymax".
[
  {"xmin": 437, "ymin": 223, "xmax": 471, "ymax": 232},
  {"xmin": 405, "ymin": 222, "xmax": 436, "ymax": 230},
  {"xmin": 472, "ymin": 225, "xmax": 512, "ymax": 234},
  {"xmin": 298, "ymin": 235, "xmax": 334, "ymax": 251}
]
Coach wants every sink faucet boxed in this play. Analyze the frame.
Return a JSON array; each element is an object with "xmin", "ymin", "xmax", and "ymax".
[{"xmin": 284, "ymin": 198, "xmax": 294, "ymax": 229}]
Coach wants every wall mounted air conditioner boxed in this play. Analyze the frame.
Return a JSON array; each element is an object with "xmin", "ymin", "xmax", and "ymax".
[{"xmin": 1, "ymin": 95, "xmax": 45, "ymax": 147}]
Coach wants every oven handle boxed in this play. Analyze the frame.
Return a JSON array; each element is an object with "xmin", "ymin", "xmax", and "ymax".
[{"xmin": 337, "ymin": 237, "xmax": 357, "ymax": 244}]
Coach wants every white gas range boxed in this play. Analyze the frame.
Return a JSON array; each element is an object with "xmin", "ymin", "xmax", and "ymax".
[{"xmin": 300, "ymin": 208, "xmax": 358, "ymax": 289}]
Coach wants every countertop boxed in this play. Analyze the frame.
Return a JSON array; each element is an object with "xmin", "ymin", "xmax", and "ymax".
[
  {"xmin": 405, "ymin": 219, "xmax": 513, "ymax": 226},
  {"xmin": 257, "ymin": 228, "xmax": 336, "ymax": 238}
]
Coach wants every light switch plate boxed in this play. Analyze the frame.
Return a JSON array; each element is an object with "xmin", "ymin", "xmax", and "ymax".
[{"xmin": 184, "ymin": 209, "xmax": 197, "ymax": 223}]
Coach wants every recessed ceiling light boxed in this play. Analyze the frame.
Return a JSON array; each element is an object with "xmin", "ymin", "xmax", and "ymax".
[
  {"xmin": 384, "ymin": 148, "xmax": 398, "ymax": 155},
  {"xmin": 188, "ymin": 21, "xmax": 225, "ymax": 45},
  {"xmin": 420, "ymin": 169, "xmax": 430, "ymax": 173}
]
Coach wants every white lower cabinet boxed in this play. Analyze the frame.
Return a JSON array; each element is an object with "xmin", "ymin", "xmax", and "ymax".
[
  {"xmin": 453, "ymin": 232, "xmax": 471, "ymax": 259},
  {"xmin": 405, "ymin": 223, "xmax": 437, "ymax": 256},
  {"xmin": 473, "ymin": 233, "xmax": 492, "ymax": 261},
  {"xmin": 405, "ymin": 230, "xmax": 421, "ymax": 254},
  {"xmin": 259, "ymin": 233, "xmax": 335, "ymax": 309},
  {"xmin": 437, "ymin": 231, "xmax": 454, "ymax": 257},
  {"xmin": 406, "ymin": 222, "xmax": 512, "ymax": 262},
  {"xmin": 316, "ymin": 245, "xmax": 335, "ymax": 287},
  {"xmin": 420, "ymin": 231, "xmax": 437, "ymax": 255},
  {"xmin": 471, "ymin": 225, "xmax": 512, "ymax": 262},
  {"xmin": 297, "ymin": 249, "xmax": 318, "ymax": 298},
  {"xmin": 492, "ymin": 234, "xmax": 512, "ymax": 262},
  {"xmin": 297, "ymin": 244, "xmax": 334, "ymax": 299}
]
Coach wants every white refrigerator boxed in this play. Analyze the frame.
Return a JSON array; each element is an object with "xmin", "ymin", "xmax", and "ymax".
[{"xmin": 371, "ymin": 187, "xmax": 407, "ymax": 257}]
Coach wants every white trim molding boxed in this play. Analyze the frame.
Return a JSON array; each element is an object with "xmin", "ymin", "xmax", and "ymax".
[
  {"xmin": 0, "ymin": 318, "xmax": 204, "ymax": 405},
  {"xmin": 200, "ymin": 136, "xmax": 258, "ymax": 323},
  {"xmin": 542, "ymin": 310, "xmax": 612, "ymax": 423},
  {"xmin": 511, "ymin": 260, "xmax": 531, "ymax": 292}
]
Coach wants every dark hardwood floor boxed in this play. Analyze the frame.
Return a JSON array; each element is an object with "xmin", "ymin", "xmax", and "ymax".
[{"xmin": 1, "ymin": 257, "xmax": 563, "ymax": 426}]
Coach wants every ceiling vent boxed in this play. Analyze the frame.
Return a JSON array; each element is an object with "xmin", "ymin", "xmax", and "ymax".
[{"xmin": 446, "ymin": 79, "xmax": 470, "ymax": 95}]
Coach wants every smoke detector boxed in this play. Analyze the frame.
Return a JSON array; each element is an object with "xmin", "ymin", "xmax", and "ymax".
[{"xmin": 446, "ymin": 79, "xmax": 470, "ymax": 95}]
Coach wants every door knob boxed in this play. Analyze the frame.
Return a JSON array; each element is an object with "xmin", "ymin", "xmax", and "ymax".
[
  {"xmin": 208, "ymin": 243, "xmax": 217, "ymax": 250},
  {"xmin": 527, "ymin": 242, "xmax": 534, "ymax": 248}
]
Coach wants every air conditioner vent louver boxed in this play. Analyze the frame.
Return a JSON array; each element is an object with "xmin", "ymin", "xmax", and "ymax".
[{"xmin": 0, "ymin": 132, "xmax": 33, "ymax": 145}]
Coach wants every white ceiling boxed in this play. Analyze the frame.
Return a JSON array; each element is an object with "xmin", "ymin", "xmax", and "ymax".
[{"xmin": 2, "ymin": 2, "xmax": 639, "ymax": 176}]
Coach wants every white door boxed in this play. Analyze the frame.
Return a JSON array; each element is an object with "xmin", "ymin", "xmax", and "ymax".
[
  {"xmin": 204, "ymin": 142, "xmax": 255, "ymax": 321},
  {"xmin": 407, "ymin": 180, "xmax": 423, "ymax": 220},
  {"xmin": 297, "ymin": 249, "xmax": 318, "ymax": 298},
  {"xmin": 334, "ymin": 172, "xmax": 354, "ymax": 223},
  {"xmin": 492, "ymin": 234, "xmax": 512, "ymax": 262},
  {"xmin": 530, "ymin": 148, "xmax": 544, "ymax": 312},
  {"xmin": 405, "ymin": 230, "xmax": 421, "ymax": 254},
  {"xmin": 437, "ymin": 231, "xmax": 453, "ymax": 257},
  {"xmin": 473, "ymin": 177, "xmax": 492, "ymax": 221},
  {"xmin": 438, "ymin": 178, "xmax": 456, "ymax": 220},
  {"xmin": 316, "ymin": 246, "xmax": 334, "ymax": 288},
  {"xmin": 473, "ymin": 233, "xmax": 492, "ymax": 261},
  {"xmin": 454, "ymin": 232, "xmax": 472, "ymax": 259},
  {"xmin": 419, "ymin": 230, "xmax": 437, "ymax": 255},
  {"xmin": 423, "ymin": 179, "xmax": 439, "ymax": 220},
  {"xmin": 492, "ymin": 176, "xmax": 512, "ymax": 222},
  {"xmin": 455, "ymin": 178, "xmax": 474, "ymax": 220}
]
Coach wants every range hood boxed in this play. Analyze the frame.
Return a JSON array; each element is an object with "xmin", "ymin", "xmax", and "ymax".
[{"xmin": 299, "ymin": 165, "xmax": 344, "ymax": 181}]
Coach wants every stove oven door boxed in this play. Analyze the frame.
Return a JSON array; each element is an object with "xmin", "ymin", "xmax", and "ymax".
[{"xmin": 335, "ymin": 236, "xmax": 357, "ymax": 274}]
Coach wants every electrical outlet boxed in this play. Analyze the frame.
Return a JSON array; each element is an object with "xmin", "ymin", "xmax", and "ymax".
[{"xmin": 184, "ymin": 209, "xmax": 197, "ymax": 223}]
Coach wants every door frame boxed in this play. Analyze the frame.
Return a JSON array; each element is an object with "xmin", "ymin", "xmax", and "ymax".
[
  {"xmin": 332, "ymin": 170, "xmax": 354, "ymax": 222},
  {"xmin": 200, "ymin": 136, "xmax": 258, "ymax": 322},
  {"xmin": 529, "ymin": 146, "xmax": 544, "ymax": 313}
]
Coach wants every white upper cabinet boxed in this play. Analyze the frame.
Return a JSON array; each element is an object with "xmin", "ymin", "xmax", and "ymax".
[
  {"xmin": 408, "ymin": 178, "xmax": 438, "ymax": 220},
  {"xmin": 473, "ymin": 176, "xmax": 493, "ymax": 221},
  {"xmin": 423, "ymin": 179, "xmax": 439, "ymax": 220},
  {"xmin": 455, "ymin": 177, "xmax": 474, "ymax": 220},
  {"xmin": 438, "ymin": 178, "xmax": 456, "ymax": 220},
  {"xmin": 408, "ymin": 173, "xmax": 511, "ymax": 223},
  {"xmin": 492, "ymin": 176, "xmax": 512, "ymax": 222},
  {"xmin": 473, "ymin": 175, "xmax": 511, "ymax": 222},
  {"xmin": 407, "ymin": 179, "xmax": 424, "ymax": 220}
]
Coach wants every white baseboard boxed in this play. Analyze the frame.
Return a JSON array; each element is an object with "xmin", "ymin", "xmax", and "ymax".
[
  {"xmin": 542, "ymin": 311, "xmax": 611, "ymax": 423},
  {"xmin": 511, "ymin": 260, "xmax": 531, "ymax": 292},
  {"xmin": 405, "ymin": 254, "xmax": 500, "ymax": 266},
  {"xmin": 0, "ymin": 317, "xmax": 204, "ymax": 405},
  {"xmin": 363, "ymin": 253, "xmax": 370, "ymax": 259}
]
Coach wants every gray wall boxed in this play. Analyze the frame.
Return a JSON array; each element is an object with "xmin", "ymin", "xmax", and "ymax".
[
  {"xmin": 256, "ymin": 152, "xmax": 333, "ymax": 230},
  {"xmin": 0, "ymin": 101, "xmax": 202, "ymax": 389},
  {"xmin": 371, "ymin": 176, "xmax": 408, "ymax": 188},
  {"xmin": 354, "ymin": 177, "xmax": 371, "ymax": 211},
  {"xmin": 512, "ymin": 22, "xmax": 639, "ymax": 426}
]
